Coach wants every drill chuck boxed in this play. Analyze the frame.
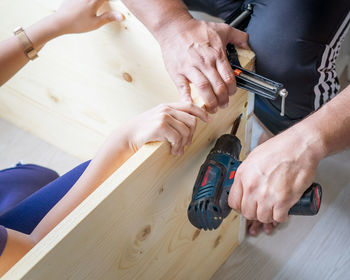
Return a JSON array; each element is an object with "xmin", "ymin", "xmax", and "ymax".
[{"xmin": 210, "ymin": 134, "xmax": 241, "ymax": 160}]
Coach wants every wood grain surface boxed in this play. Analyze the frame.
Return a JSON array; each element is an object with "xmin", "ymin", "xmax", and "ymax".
[
  {"xmin": 0, "ymin": 0, "xmax": 255, "ymax": 279},
  {"xmin": 2, "ymin": 92, "xmax": 248, "ymax": 279}
]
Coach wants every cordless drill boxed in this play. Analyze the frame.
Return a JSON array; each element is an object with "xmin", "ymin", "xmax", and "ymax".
[{"xmin": 187, "ymin": 115, "xmax": 322, "ymax": 231}]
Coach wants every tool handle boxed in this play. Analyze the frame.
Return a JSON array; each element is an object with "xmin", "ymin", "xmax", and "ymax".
[
  {"xmin": 230, "ymin": 162, "xmax": 322, "ymax": 216},
  {"xmin": 223, "ymin": 161, "xmax": 322, "ymax": 217},
  {"xmin": 289, "ymin": 183, "xmax": 322, "ymax": 215},
  {"xmin": 226, "ymin": 44, "xmax": 284, "ymax": 101}
]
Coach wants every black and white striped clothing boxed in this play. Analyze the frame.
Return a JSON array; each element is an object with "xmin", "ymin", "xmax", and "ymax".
[
  {"xmin": 314, "ymin": 12, "xmax": 350, "ymax": 110},
  {"xmin": 184, "ymin": 0, "xmax": 350, "ymax": 134}
]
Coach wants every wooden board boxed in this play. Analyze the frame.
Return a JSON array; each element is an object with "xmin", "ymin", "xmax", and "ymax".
[
  {"xmin": 2, "ymin": 97, "xmax": 249, "ymax": 280},
  {"xmin": 0, "ymin": 0, "xmax": 253, "ymax": 160},
  {"xmin": 0, "ymin": 0, "xmax": 179, "ymax": 159},
  {"xmin": 0, "ymin": 0, "xmax": 255, "ymax": 279}
]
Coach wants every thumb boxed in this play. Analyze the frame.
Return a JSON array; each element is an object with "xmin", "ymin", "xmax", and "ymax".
[
  {"xmin": 226, "ymin": 28, "xmax": 250, "ymax": 50},
  {"xmin": 98, "ymin": 11, "xmax": 125, "ymax": 26},
  {"xmin": 228, "ymin": 176, "xmax": 243, "ymax": 212}
]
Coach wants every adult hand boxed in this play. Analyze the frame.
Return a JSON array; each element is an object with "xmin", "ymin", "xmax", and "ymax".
[
  {"xmin": 228, "ymin": 126, "xmax": 324, "ymax": 224},
  {"xmin": 157, "ymin": 19, "xmax": 249, "ymax": 113},
  {"xmin": 54, "ymin": 0, "xmax": 125, "ymax": 35}
]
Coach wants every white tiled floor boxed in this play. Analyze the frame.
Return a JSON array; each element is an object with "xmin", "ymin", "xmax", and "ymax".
[{"xmin": 0, "ymin": 118, "xmax": 80, "ymax": 174}]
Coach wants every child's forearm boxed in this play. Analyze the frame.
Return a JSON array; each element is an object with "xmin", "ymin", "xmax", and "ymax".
[
  {"xmin": 0, "ymin": 37, "xmax": 28, "ymax": 86},
  {"xmin": 30, "ymin": 126, "xmax": 134, "ymax": 242},
  {"xmin": 0, "ymin": 0, "xmax": 124, "ymax": 87},
  {"xmin": 0, "ymin": 15, "xmax": 63, "ymax": 86},
  {"xmin": 0, "ymin": 102, "xmax": 207, "ymax": 273},
  {"xmin": 28, "ymin": 102, "xmax": 209, "ymax": 242}
]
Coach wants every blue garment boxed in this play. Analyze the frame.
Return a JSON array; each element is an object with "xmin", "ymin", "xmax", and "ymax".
[
  {"xmin": 0, "ymin": 160, "xmax": 90, "ymax": 257},
  {"xmin": 0, "ymin": 161, "xmax": 90, "ymax": 256},
  {"xmin": 0, "ymin": 163, "xmax": 59, "ymax": 215}
]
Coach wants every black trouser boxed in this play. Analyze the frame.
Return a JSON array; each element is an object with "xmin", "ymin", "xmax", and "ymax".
[{"xmin": 184, "ymin": 0, "xmax": 350, "ymax": 134}]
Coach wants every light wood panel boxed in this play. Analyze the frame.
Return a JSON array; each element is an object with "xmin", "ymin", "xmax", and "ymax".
[
  {"xmin": 2, "ymin": 91, "xmax": 250, "ymax": 280},
  {"xmin": 0, "ymin": 0, "xmax": 177, "ymax": 159},
  {"xmin": 0, "ymin": 1, "xmax": 255, "ymax": 279},
  {"xmin": 0, "ymin": 0, "xmax": 253, "ymax": 160}
]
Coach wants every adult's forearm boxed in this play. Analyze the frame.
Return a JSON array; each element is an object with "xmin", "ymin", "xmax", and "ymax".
[
  {"xmin": 0, "ymin": 15, "xmax": 62, "ymax": 86},
  {"xmin": 122, "ymin": 0, "xmax": 193, "ymax": 41},
  {"xmin": 293, "ymin": 85, "xmax": 350, "ymax": 159},
  {"xmin": 228, "ymin": 85, "xmax": 350, "ymax": 224}
]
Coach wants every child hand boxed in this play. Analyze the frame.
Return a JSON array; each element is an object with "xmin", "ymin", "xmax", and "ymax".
[
  {"xmin": 53, "ymin": 0, "xmax": 124, "ymax": 35},
  {"xmin": 127, "ymin": 103, "xmax": 210, "ymax": 155}
]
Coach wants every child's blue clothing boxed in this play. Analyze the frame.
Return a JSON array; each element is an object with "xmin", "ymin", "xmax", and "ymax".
[{"xmin": 0, "ymin": 161, "xmax": 90, "ymax": 256}]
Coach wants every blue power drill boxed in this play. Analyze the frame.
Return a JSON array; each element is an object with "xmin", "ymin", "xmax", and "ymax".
[{"xmin": 187, "ymin": 115, "xmax": 322, "ymax": 231}]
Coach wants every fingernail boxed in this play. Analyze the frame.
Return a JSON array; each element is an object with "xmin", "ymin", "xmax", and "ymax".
[
  {"xmin": 115, "ymin": 12, "xmax": 125, "ymax": 21},
  {"xmin": 223, "ymin": 103, "xmax": 228, "ymax": 109}
]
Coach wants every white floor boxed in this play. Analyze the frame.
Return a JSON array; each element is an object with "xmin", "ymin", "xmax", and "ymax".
[
  {"xmin": 0, "ymin": 118, "xmax": 80, "ymax": 174},
  {"xmin": 1, "ymin": 116, "xmax": 350, "ymax": 279}
]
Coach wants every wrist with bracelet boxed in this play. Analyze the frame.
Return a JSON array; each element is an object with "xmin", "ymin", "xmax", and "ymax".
[{"xmin": 13, "ymin": 26, "xmax": 38, "ymax": 60}]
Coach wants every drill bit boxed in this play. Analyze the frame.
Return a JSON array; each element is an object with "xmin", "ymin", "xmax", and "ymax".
[{"xmin": 230, "ymin": 114, "xmax": 242, "ymax": 136}]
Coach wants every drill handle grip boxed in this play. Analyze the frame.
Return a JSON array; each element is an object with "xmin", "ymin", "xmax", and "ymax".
[{"xmin": 289, "ymin": 183, "xmax": 322, "ymax": 216}]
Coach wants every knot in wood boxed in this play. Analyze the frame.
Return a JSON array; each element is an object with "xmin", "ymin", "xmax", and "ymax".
[
  {"xmin": 135, "ymin": 225, "xmax": 151, "ymax": 244},
  {"xmin": 213, "ymin": 235, "xmax": 222, "ymax": 248},
  {"xmin": 123, "ymin": 72, "xmax": 133, "ymax": 83},
  {"xmin": 192, "ymin": 229, "xmax": 201, "ymax": 241}
]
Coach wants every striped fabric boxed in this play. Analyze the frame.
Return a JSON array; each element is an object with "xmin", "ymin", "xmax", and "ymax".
[{"xmin": 314, "ymin": 12, "xmax": 350, "ymax": 110}]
